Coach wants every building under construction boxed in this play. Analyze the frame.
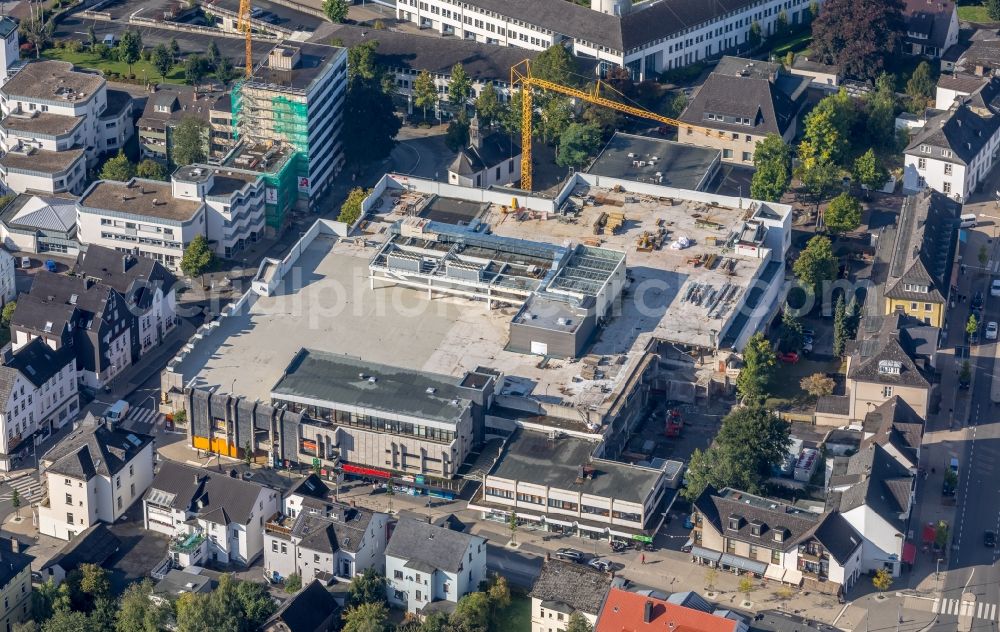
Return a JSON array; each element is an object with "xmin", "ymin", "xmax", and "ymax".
[{"xmin": 227, "ymin": 42, "xmax": 347, "ymax": 231}]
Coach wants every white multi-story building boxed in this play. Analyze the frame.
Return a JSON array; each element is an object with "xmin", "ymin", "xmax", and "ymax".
[
  {"xmin": 385, "ymin": 518, "xmax": 487, "ymax": 614},
  {"xmin": 171, "ymin": 165, "xmax": 266, "ymax": 259},
  {"xmin": 396, "ymin": 0, "xmax": 817, "ymax": 79},
  {"xmin": 0, "ymin": 338, "xmax": 78, "ymax": 472},
  {"xmin": 37, "ymin": 416, "xmax": 154, "ymax": 540},
  {"xmin": 143, "ymin": 461, "xmax": 281, "ymax": 567},
  {"xmin": 528, "ymin": 560, "xmax": 612, "ymax": 632},
  {"xmin": 903, "ymin": 79, "xmax": 1000, "ymax": 202},
  {"xmin": 0, "ymin": 248, "xmax": 14, "ymax": 305}
]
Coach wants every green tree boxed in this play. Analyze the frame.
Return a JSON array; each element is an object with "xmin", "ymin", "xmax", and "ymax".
[
  {"xmin": 338, "ymin": 187, "xmax": 369, "ymax": 227},
  {"xmin": 234, "ymin": 579, "xmax": 276, "ymax": 630},
  {"xmin": 206, "ymin": 41, "xmax": 220, "ymax": 68},
  {"xmin": 959, "ymin": 360, "xmax": 972, "ymax": 386},
  {"xmin": 343, "ymin": 75, "xmax": 400, "ymax": 166},
  {"xmin": 215, "ymin": 57, "xmax": 236, "ymax": 84},
  {"xmin": 243, "ymin": 440, "xmax": 252, "ymax": 467},
  {"xmin": 348, "ymin": 568, "xmax": 387, "ymax": 607},
  {"xmin": 79, "ymin": 564, "xmax": 110, "ymax": 601},
  {"xmin": 934, "ymin": 519, "xmax": 949, "ymax": 549},
  {"xmin": 853, "ymin": 148, "xmax": 889, "ymax": 197},
  {"xmin": 778, "ymin": 309, "xmax": 803, "ymax": 352},
  {"xmin": 751, "ymin": 134, "xmax": 791, "ymax": 202},
  {"xmin": 532, "ymin": 44, "xmax": 576, "ymax": 85},
  {"xmin": 555, "ymin": 123, "xmax": 601, "ymax": 170},
  {"xmin": 989, "ymin": 0, "xmax": 1000, "ymax": 21},
  {"xmin": 508, "ymin": 511, "xmax": 518, "ymax": 545},
  {"xmin": 800, "ymin": 373, "xmax": 835, "ymax": 397},
  {"xmin": 445, "ymin": 112, "xmax": 470, "ymax": 152},
  {"xmin": 42, "ymin": 610, "xmax": 90, "ymax": 632},
  {"xmin": 739, "ymin": 576, "xmax": 754, "ymax": 597},
  {"xmin": 450, "ymin": 592, "xmax": 490, "ymax": 632},
  {"xmin": 872, "ymin": 568, "xmax": 893, "ymax": 594},
  {"xmin": 21, "ymin": 14, "xmax": 53, "ymax": 59},
  {"xmin": 845, "ymin": 298, "xmax": 862, "ymax": 340},
  {"xmin": 865, "ymin": 73, "xmax": 898, "ymax": 150},
  {"xmin": 799, "ymin": 90, "xmax": 855, "ymax": 169},
  {"xmin": 418, "ymin": 613, "xmax": 449, "ymax": 632},
  {"xmin": 474, "ymin": 83, "xmax": 503, "ymax": 129},
  {"xmin": 748, "ymin": 21, "xmax": 762, "ymax": 49},
  {"xmin": 116, "ymin": 579, "xmax": 169, "ymax": 632},
  {"xmin": 151, "ymin": 44, "xmax": 172, "ymax": 81},
  {"xmin": 799, "ymin": 159, "xmax": 842, "ymax": 211},
  {"xmin": 342, "ymin": 602, "xmax": 388, "ymax": 632},
  {"xmin": 811, "ymin": 0, "xmax": 905, "ymax": 80},
  {"xmin": 11, "ymin": 489, "xmax": 19, "ymax": 518},
  {"xmin": 824, "ymin": 192, "xmax": 862, "ymax": 235},
  {"xmin": 116, "ymin": 30, "xmax": 142, "ymax": 77},
  {"xmin": 943, "ymin": 467, "xmax": 959, "ymax": 493},
  {"xmin": 906, "ymin": 61, "xmax": 934, "ymax": 110},
  {"xmin": 31, "ymin": 579, "xmax": 60, "ymax": 622},
  {"xmin": 0, "ymin": 301, "xmax": 14, "ymax": 327},
  {"xmin": 180, "ymin": 234, "xmax": 215, "ymax": 283},
  {"xmin": 793, "ymin": 235, "xmax": 838, "ymax": 295},
  {"xmin": 413, "ymin": 70, "xmax": 437, "ymax": 121},
  {"xmin": 171, "ymin": 117, "xmax": 208, "ymax": 166},
  {"xmin": 347, "ymin": 40, "xmax": 383, "ymax": 83},
  {"xmin": 448, "ymin": 62, "xmax": 472, "ymax": 107},
  {"xmin": 487, "ymin": 575, "xmax": 511, "ymax": 613},
  {"xmin": 170, "ymin": 38, "xmax": 180, "ymax": 59},
  {"xmin": 565, "ymin": 613, "xmax": 594, "ymax": 632},
  {"xmin": 736, "ymin": 332, "xmax": 776, "ymax": 403},
  {"xmin": 322, "ymin": 0, "xmax": 349, "ymax": 22},
  {"xmin": 136, "ymin": 159, "xmax": 167, "ymax": 181},
  {"xmin": 87, "ymin": 25, "xmax": 97, "ymax": 48},
  {"xmin": 539, "ymin": 96, "xmax": 573, "ymax": 143},
  {"xmin": 184, "ymin": 54, "xmax": 209, "ymax": 86},
  {"xmin": 100, "ymin": 151, "xmax": 135, "ymax": 181},
  {"xmin": 833, "ymin": 295, "xmax": 847, "ymax": 356},
  {"xmin": 967, "ymin": 313, "xmax": 979, "ymax": 337},
  {"xmin": 90, "ymin": 597, "xmax": 117, "ymax": 632}
]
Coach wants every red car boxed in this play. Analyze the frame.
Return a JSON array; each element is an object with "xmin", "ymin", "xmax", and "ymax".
[{"xmin": 777, "ymin": 351, "xmax": 799, "ymax": 363}]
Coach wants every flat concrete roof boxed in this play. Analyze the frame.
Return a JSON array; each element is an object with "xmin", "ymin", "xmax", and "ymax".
[
  {"xmin": 0, "ymin": 147, "xmax": 85, "ymax": 174},
  {"xmin": 0, "ymin": 112, "xmax": 83, "ymax": 137},
  {"xmin": 588, "ymin": 132, "xmax": 720, "ymax": 191},
  {"xmin": 78, "ymin": 179, "xmax": 202, "ymax": 222},
  {"xmin": 1, "ymin": 61, "xmax": 104, "ymax": 103},
  {"xmin": 248, "ymin": 42, "xmax": 342, "ymax": 93},
  {"xmin": 490, "ymin": 429, "xmax": 662, "ymax": 504}
]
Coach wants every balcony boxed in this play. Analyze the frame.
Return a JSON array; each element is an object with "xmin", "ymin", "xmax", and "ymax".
[
  {"xmin": 797, "ymin": 546, "xmax": 824, "ymax": 562},
  {"xmin": 169, "ymin": 532, "xmax": 205, "ymax": 553},
  {"xmin": 264, "ymin": 513, "xmax": 292, "ymax": 537}
]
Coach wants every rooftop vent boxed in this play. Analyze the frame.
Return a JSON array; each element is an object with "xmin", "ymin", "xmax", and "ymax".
[{"xmin": 426, "ymin": 387, "xmax": 436, "ymax": 394}]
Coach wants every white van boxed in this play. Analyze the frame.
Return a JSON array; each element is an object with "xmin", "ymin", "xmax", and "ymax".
[
  {"xmin": 104, "ymin": 400, "xmax": 130, "ymax": 423},
  {"xmin": 960, "ymin": 214, "xmax": 977, "ymax": 229}
]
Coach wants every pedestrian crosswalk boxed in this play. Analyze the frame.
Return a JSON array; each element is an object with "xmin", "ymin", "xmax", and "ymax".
[
  {"xmin": 932, "ymin": 597, "xmax": 998, "ymax": 621},
  {"xmin": 0, "ymin": 475, "xmax": 43, "ymax": 504},
  {"xmin": 122, "ymin": 407, "xmax": 163, "ymax": 430}
]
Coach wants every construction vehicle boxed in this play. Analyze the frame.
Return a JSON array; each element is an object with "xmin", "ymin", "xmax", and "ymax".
[
  {"xmin": 665, "ymin": 409, "xmax": 683, "ymax": 437},
  {"xmin": 510, "ymin": 60, "xmax": 710, "ymax": 191}
]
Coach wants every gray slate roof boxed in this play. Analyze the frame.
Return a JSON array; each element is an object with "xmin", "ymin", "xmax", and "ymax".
[
  {"xmin": 264, "ymin": 580, "xmax": 340, "ymax": 632},
  {"xmin": 449, "ymin": 126, "xmax": 520, "ymax": 176},
  {"xmin": 42, "ymin": 416, "xmax": 153, "ymax": 480},
  {"xmin": 528, "ymin": 559, "xmax": 612, "ymax": 616},
  {"xmin": 144, "ymin": 460, "xmax": 275, "ymax": 525},
  {"xmin": 385, "ymin": 517, "xmax": 484, "ymax": 574},
  {"xmin": 828, "ymin": 444, "xmax": 914, "ymax": 530},
  {"xmin": 902, "ymin": 0, "xmax": 955, "ymax": 50},
  {"xmin": 291, "ymin": 502, "xmax": 376, "ymax": 554},
  {"xmin": 0, "ymin": 538, "xmax": 32, "ymax": 589},
  {"xmin": 905, "ymin": 84, "xmax": 1000, "ymax": 165},
  {"xmin": 41, "ymin": 524, "xmax": 120, "ymax": 573},
  {"xmin": 848, "ymin": 335, "xmax": 930, "ymax": 389},
  {"xmin": 0, "ymin": 337, "xmax": 74, "ymax": 406},
  {"xmin": 884, "ymin": 189, "xmax": 960, "ymax": 304},
  {"xmin": 810, "ymin": 512, "xmax": 863, "ymax": 566},
  {"xmin": 861, "ymin": 397, "xmax": 924, "ymax": 467},
  {"xmin": 0, "ymin": 194, "xmax": 77, "ymax": 233},
  {"xmin": 693, "ymin": 487, "xmax": 819, "ymax": 549},
  {"xmin": 75, "ymin": 244, "xmax": 177, "ymax": 305}
]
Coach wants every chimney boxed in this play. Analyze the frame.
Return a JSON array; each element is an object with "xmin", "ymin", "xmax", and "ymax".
[
  {"xmin": 194, "ymin": 474, "xmax": 200, "ymax": 485},
  {"xmin": 10, "ymin": 539, "xmax": 19, "ymax": 554},
  {"xmin": 469, "ymin": 115, "xmax": 483, "ymax": 150},
  {"xmin": 643, "ymin": 600, "xmax": 653, "ymax": 623},
  {"xmin": 122, "ymin": 254, "xmax": 130, "ymax": 274}
]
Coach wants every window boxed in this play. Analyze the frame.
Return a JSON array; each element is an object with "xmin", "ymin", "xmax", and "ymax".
[
  {"xmin": 272, "ymin": 541, "xmax": 278, "ymax": 552},
  {"xmin": 749, "ymin": 544, "xmax": 758, "ymax": 557},
  {"xmin": 943, "ymin": 149, "xmax": 952, "ymax": 158},
  {"xmin": 943, "ymin": 182, "xmax": 952, "ymax": 194},
  {"xmin": 394, "ymin": 570, "xmax": 403, "ymax": 580},
  {"xmin": 772, "ymin": 549, "xmax": 781, "ymax": 564},
  {"xmin": 944, "ymin": 163, "xmax": 953, "ymax": 175},
  {"xmin": 280, "ymin": 543, "xmax": 287, "ymax": 554},
  {"xmin": 117, "ymin": 497, "xmax": 122, "ymax": 510},
  {"xmin": 742, "ymin": 152, "xmax": 752, "ymax": 161},
  {"xmin": 314, "ymin": 553, "xmax": 320, "ymax": 563},
  {"xmin": 883, "ymin": 386, "xmax": 893, "ymax": 397},
  {"xmin": 925, "ymin": 303, "xmax": 933, "ymax": 311},
  {"xmin": 917, "ymin": 158, "xmax": 926, "ymax": 170},
  {"xmin": 726, "ymin": 539, "xmax": 736, "ymax": 553},
  {"xmin": 66, "ymin": 512, "xmax": 74, "ymax": 524},
  {"xmin": 920, "ymin": 145, "xmax": 930, "ymax": 153},
  {"xmin": 723, "ymin": 149, "xmax": 734, "ymax": 158},
  {"xmin": 65, "ymin": 494, "xmax": 72, "ymax": 505}
]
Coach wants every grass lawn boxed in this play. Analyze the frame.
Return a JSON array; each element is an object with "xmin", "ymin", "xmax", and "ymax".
[
  {"xmin": 957, "ymin": 3, "xmax": 992, "ymax": 22},
  {"xmin": 766, "ymin": 357, "xmax": 844, "ymax": 409},
  {"xmin": 42, "ymin": 47, "xmax": 188, "ymax": 84},
  {"xmin": 766, "ymin": 29, "xmax": 813, "ymax": 58},
  {"xmin": 494, "ymin": 595, "xmax": 531, "ymax": 632}
]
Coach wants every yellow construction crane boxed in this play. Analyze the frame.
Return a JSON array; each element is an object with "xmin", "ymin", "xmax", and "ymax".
[
  {"xmin": 511, "ymin": 59, "xmax": 702, "ymax": 191},
  {"xmin": 238, "ymin": 0, "xmax": 253, "ymax": 78}
]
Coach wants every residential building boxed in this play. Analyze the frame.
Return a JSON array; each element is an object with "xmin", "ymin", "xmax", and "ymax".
[
  {"xmin": 37, "ymin": 415, "xmax": 154, "ymax": 540},
  {"xmin": 264, "ymin": 490, "xmax": 391, "ymax": 584},
  {"xmin": 903, "ymin": 79, "xmax": 1000, "ymax": 201},
  {"xmin": 171, "ymin": 165, "xmax": 266, "ymax": 258},
  {"xmin": 901, "ymin": 0, "xmax": 958, "ymax": 59},
  {"xmin": 690, "ymin": 487, "xmax": 863, "ymax": 595},
  {"xmin": 447, "ymin": 118, "xmax": 521, "ymax": 188},
  {"xmin": 143, "ymin": 460, "xmax": 281, "ymax": 567},
  {"xmin": 73, "ymin": 245, "xmax": 178, "ymax": 354},
  {"xmin": 788, "ymin": 54, "xmax": 840, "ymax": 91},
  {"xmin": 385, "ymin": 517, "xmax": 487, "ymax": 614},
  {"xmin": 934, "ymin": 74, "xmax": 988, "ymax": 110},
  {"xmin": 677, "ymin": 57, "xmax": 809, "ymax": 164},
  {"xmin": 0, "ymin": 17, "xmax": 21, "ymax": 86},
  {"xmin": 0, "ymin": 194, "xmax": 79, "ymax": 255},
  {"xmin": 137, "ymin": 86, "xmax": 222, "ymax": 165},
  {"xmin": 38, "ymin": 523, "xmax": 120, "ymax": 586},
  {"xmin": 586, "ymin": 132, "xmax": 721, "ymax": 191},
  {"xmin": 208, "ymin": 95, "xmax": 236, "ymax": 159},
  {"xmin": 262, "ymin": 580, "xmax": 341, "ymax": 632},
  {"xmin": 395, "ymin": 0, "xmax": 817, "ymax": 79},
  {"xmin": 0, "ymin": 248, "xmax": 13, "ymax": 305},
  {"xmin": 0, "ymin": 338, "xmax": 78, "ymax": 471},
  {"xmin": 942, "ymin": 31, "xmax": 1000, "ymax": 75},
  {"xmin": 827, "ymin": 444, "xmax": 915, "ymax": 576},
  {"xmin": 861, "ymin": 396, "xmax": 924, "ymax": 472},
  {"xmin": 595, "ymin": 588, "xmax": 743, "ymax": 632},
  {"xmin": 98, "ymin": 89, "xmax": 133, "ymax": 155},
  {"xmin": 151, "ymin": 568, "xmax": 214, "ymax": 605},
  {"xmin": 0, "ymin": 147, "xmax": 86, "ymax": 195},
  {"xmin": 470, "ymin": 429, "xmax": 669, "ymax": 542},
  {"xmin": 528, "ymin": 559, "xmax": 612, "ymax": 632},
  {"xmin": 0, "ymin": 538, "xmax": 33, "ymax": 632},
  {"xmin": 232, "ymin": 42, "xmax": 347, "ymax": 222}
]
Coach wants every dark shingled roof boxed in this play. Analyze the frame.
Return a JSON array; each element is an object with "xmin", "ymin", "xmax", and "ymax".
[
  {"xmin": 808, "ymin": 512, "xmax": 863, "ymax": 566},
  {"xmin": 937, "ymin": 73, "xmax": 988, "ymax": 95},
  {"xmin": 905, "ymin": 82, "xmax": 1000, "ymax": 165},
  {"xmin": 42, "ymin": 416, "xmax": 153, "ymax": 480},
  {"xmin": 528, "ymin": 559, "xmax": 612, "ymax": 616},
  {"xmin": 385, "ymin": 518, "xmax": 485, "ymax": 574},
  {"xmin": 692, "ymin": 487, "xmax": 819, "ymax": 549},
  {"xmin": 848, "ymin": 335, "xmax": 930, "ymax": 389},
  {"xmin": 286, "ymin": 503, "xmax": 376, "ymax": 555},
  {"xmin": 883, "ymin": 190, "xmax": 959, "ymax": 304},
  {"xmin": 144, "ymin": 460, "xmax": 275, "ymax": 525},
  {"xmin": 902, "ymin": 0, "xmax": 956, "ymax": 50},
  {"xmin": 861, "ymin": 397, "xmax": 924, "ymax": 467},
  {"xmin": 265, "ymin": 580, "xmax": 341, "ymax": 632},
  {"xmin": 41, "ymin": 524, "xmax": 120, "ymax": 573},
  {"xmin": 828, "ymin": 444, "xmax": 914, "ymax": 530},
  {"xmin": 0, "ymin": 538, "xmax": 32, "ymax": 589},
  {"xmin": 0, "ymin": 338, "xmax": 74, "ymax": 405},
  {"xmin": 449, "ymin": 125, "xmax": 521, "ymax": 176},
  {"xmin": 75, "ymin": 244, "xmax": 177, "ymax": 307}
]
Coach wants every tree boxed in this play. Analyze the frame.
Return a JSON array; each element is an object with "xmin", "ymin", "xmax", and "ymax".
[
  {"xmin": 865, "ymin": 73, "xmax": 899, "ymax": 150},
  {"xmin": 151, "ymin": 44, "xmax": 172, "ymax": 81},
  {"xmin": 967, "ymin": 313, "xmax": 979, "ymax": 338},
  {"xmin": 171, "ymin": 117, "xmax": 208, "ymax": 166},
  {"xmin": 748, "ymin": 21, "xmax": 762, "ymax": 49},
  {"xmin": 565, "ymin": 613, "xmax": 594, "ymax": 632},
  {"xmin": 799, "ymin": 91, "xmax": 855, "ymax": 169},
  {"xmin": 811, "ymin": 0, "xmax": 905, "ymax": 80},
  {"xmin": 872, "ymin": 568, "xmax": 893, "ymax": 594},
  {"xmin": 751, "ymin": 134, "xmax": 792, "ymax": 202},
  {"xmin": 906, "ymin": 61, "xmax": 934, "ymax": 110},
  {"xmin": 825, "ymin": 192, "xmax": 862, "ymax": 235},
  {"xmin": 21, "ymin": 14, "xmax": 53, "ymax": 59},
  {"xmin": 704, "ymin": 567, "xmax": 718, "ymax": 590},
  {"xmin": 342, "ymin": 602, "xmax": 388, "ymax": 632},
  {"xmin": 959, "ymin": 360, "xmax": 972, "ymax": 386},
  {"xmin": 9, "ymin": 488, "xmax": 20, "ymax": 519},
  {"xmin": 487, "ymin": 576, "xmax": 511, "ymax": 613},
  {"xmin": 348, "ymin": 568, "xmax": 386, "ymax": 607},
  {"xmin": 136, "ymin": 159, "xmax": 167, "ymax": 181},
  {"xmin": 738, "ymin": 576, "xmax": 754, "ymax": 598},
  {"xmin": 990, "ymin": 0, "xmax": 1000, "ymax": 21},
  {"xmin": 794, "ymin": 235, "xmax": 838, "ymax": 295},
  {"xmin": 778, "ymin": 310, "xmax": 803, "ymax": 352},
  {"xmin": 445, "ymin": 112, "xmax": 470, "ymax": 152},
  {"xmin": 934, "ymin": 519, "xmax": 949, "ymax": 549},
  {"xmin": 184, "ymin": 54, "xmax": 209, "ymax": 86},
  {"xmin": 215, "ymin": 57, "xmax": 236, "ymax": 84},
  {"xmin": 234, "ymin": 579, "xmax": 276, "ymax": 630},
  {"xmin": 833, "ymin": 295, "xmax": 847, "ymax": 356},
  {"xmin": 845, "ymin": 298, "xmax": 862, "ymax": 340},
  {"xmin": 448, "ymin": 63, "xmax": 472, "ymax": 107},
  {"xmin": 943, "ymin": 467, "xmax": 959, "ymax": 493},
  {"xmin": 980, "ymin": 245, "xmax": 990, "ymax": 267},
  {"xmin": 532, "ymin": 44, "xmax": 576, "ymax": 85},
  {"xmin": 87, "ymin": 25, "xmax": 97, "ymax": 48},
  {"xmin": 90, "ymin": 597, "xmax": 117, "ymax": 632},
  {"xmin": 508, "ymin": 511, "xmax": 518, "ymax": 545},
  {"xmin": 32, "ymin": 579, "xmax": 61, "ymax": 622},
  {"xmin": 116, "ymin": 580, "xmax": 168, "ymax": 632},
  {"xmin": 556, "ymin": 123, "xmax": 601, "ymax": 170},
  {"xmin": 347, "ymin": 40, "xmax": 383, "ymax": 83},
  {"xmin": 100, "ymin": 151, "xmax": 135, "ymax": 181},
  {"xmin": 170, "ymin": 38, "xmax": 180, "ymax": 59},
  {"xmin": 539, "ymin": 96, "xmax": 573, "ymax": 143},
  {"xmin": 42, "ymin": 610, "xmax": 90, "ymax": 632},
  {"xmin": 776, "ymin": 10, "xmax": 789, "ymax": 35},
  {"xmin": 474, "ymin": 83, "xmax": 503, "ymax": 129},
  {"xmin": 79, "ymin": 564, "xmax": 110, "ymax": 601},
  {"xmin": 800, "ymin": 373, "xmax": 835, "ymax": 397},
  {"xmin": 117, "ymin": 30, "xmax": 142, "ymax": 77},
  {"xmin": 0, "ymin": 301, "xmax": 14, "ymax": 327},
  {"xmin": 180, "ymin": 235, "xmax": 215, "ymax": 283},
  {"xmin": 338, "ymin": 187, "xmax": 368, "ymax": 227},
  {"xmin": 206, "ymin": 41, "xmax": 220, "ymax": 68},
  {"xmin": 343, "ymin": 76, "xmax": 400, "ymax": 166},
  {"xmin": 450, "ymin": 592, "xmax": 490, "ymax": 632},
  {"xmin": 736, "ymin": 332, "xmax": 776, "ymax": 404},
  {"xmin": 799, "ymin": 160, "xmax": 841, "ymax": 211},
  {"xmin": 322, "ymin": 0, "xmax": 348, "ymax": 23},
  {"xmin": 243, "ymin": 440, "xmax": 252, "ymax": 467},
  {"xmin": 853, "ymin": 149, "xmax": 889, "ymax": 197}
]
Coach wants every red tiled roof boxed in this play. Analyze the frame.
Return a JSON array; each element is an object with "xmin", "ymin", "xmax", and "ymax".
[{"xmin": 595, "ymin": 588, "xmax": 737, "ymax": 632}]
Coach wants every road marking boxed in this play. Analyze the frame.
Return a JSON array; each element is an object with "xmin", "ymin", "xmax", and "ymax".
[
  {"xmin": 0, "ymin": 475, "xmax": 42, "ymax": 503},
  {"xmin": 935, "ymin": 598, "xmax": 998, "ymax": 621}
]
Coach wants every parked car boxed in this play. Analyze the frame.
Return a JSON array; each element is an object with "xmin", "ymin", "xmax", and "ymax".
[
  {"xmin": 992, "ymin": 279, "xmax": 1000, "ymax": 298},
  {"xmin": 802, "ymin": 328, "xmax": 816, "ymax": 338},
  {"xmin": 802, "ymin": 334, "xmax": 814, "ymax": 345},
  {"xmin": 950, "ymin": 457, "xmax": 960, "ymax": 473},
  {"xmin": 20, "ymin": 256, "xmax": 29, "ymax": 269},
  {"xmin": 777, "ymin": 351, "xmax": 799, "ymax": 363},
  {"xmin": 683, "ymin": 515, "xmax": 694, "ymax": 530},
  {"xmin": 44, "ymin": 260, "xmax": 57, "ymax": 272},
  {"xmin": 986, "ymin": 531, "xmax": 996, "ymax": 548},
  {"xmin": 973, "ymin": 291, "xmax": 985, "ymax": 311},
  {"xmin": 801, "ymin": 341, "xmax": 813, "ymax": 354},
  {"xmin": 588, "ymin": 558, "xmax": 611, "ymax": 572},
  {"xmin": 555, "ymin": 548, "xmax": 584, "ymax": 563},
  {"xmin": 987, "ymin": 322, "xmax": 998, "ymax": 341}
]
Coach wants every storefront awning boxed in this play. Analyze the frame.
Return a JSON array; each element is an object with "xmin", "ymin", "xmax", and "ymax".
[
  {"xmin": 784, "ymin": 568, "xmax": 803, "ymax": 585},
  {"xmin": 764, "ymin": 565, "xmax": 786, "ymax": 581},
  {"xmin": 691, "ymin": 546, "xmax": 722, "ymax": 563},
  {"xmin": 720, "ymin": 553, "xmax": 768, "ymax": 575}
]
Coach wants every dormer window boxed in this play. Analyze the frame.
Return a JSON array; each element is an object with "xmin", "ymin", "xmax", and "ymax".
[
  {"xmin": 728, "ymin": 514, "xmax": 743, "ymax": 531},
  {"xmin": 773, "ymin": 528, "xmax": 785, "ymax": 543},
  {"xmin": 750, "ymin": 520, "xmax": 765, "ymax": 536},
  {"xmin": 878, "ymin": 360, "xmax": 902, "ymax": 375},
  {"xmin": 942, "ymin": 149, "xmax": 952, "ymax": 158},
  {"xmin": 920, "ymin": 145, "xmax": 931, "ymax": 153}
]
